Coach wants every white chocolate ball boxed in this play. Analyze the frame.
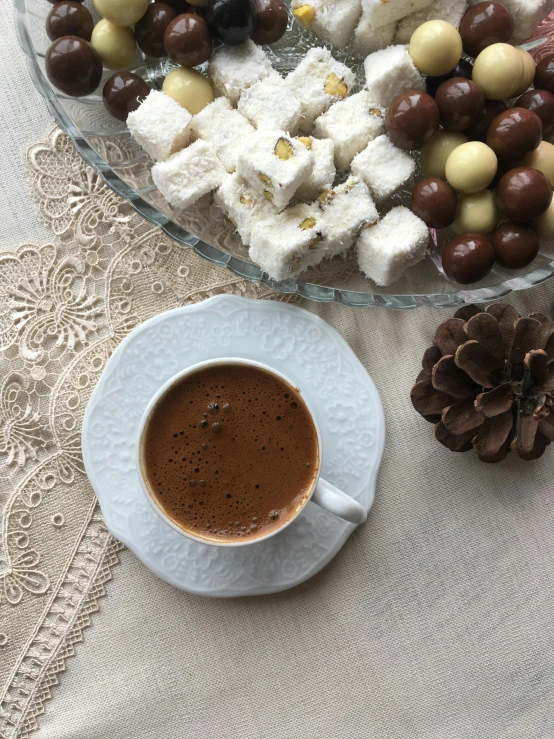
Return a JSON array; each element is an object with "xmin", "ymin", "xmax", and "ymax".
[
  {"xmin": 472, "ymin": 43, "xmax": 524, "ymax": 100},
  {"xmin": 409, "ymin": 20, "xmax": 463, "ymax": 76},
  {"xmin": 445, "ymin": 141, "xmax": 498, "ymax": 194},
  {"xmin": 452, "ymin": 190, "xmax": 499, "ymax": 235},
  {"xmin": 91, "ymin": 20, "xmax": 136, "ymax": 71},
  {"xmin": 93, "ymin": 0, "xmax": 149, "ymax": 27},
  {"xmin": 162, "ymin": 67, "xmax": 214, "ymax": 115},
  {"xmin": 421, "ymin": 130, "xmax": 468, "ymax": 180},
  {"xmin": 513, "ymin": 48, "xmax": 536, "ymax": 96},
  {"xmin": 519, "ymin": 141, "xmax": 554, "ymax": 186},
  {"xmin": 532, "ymin": 199, "xmax": 554, "ymax": 240}
]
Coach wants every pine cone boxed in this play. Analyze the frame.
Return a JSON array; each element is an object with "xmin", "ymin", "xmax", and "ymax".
[{"xmin": 411, "ymin": 303, "xmax": 554, "ymax": 462}]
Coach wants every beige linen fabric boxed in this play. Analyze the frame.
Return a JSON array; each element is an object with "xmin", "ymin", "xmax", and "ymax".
[
  {"xmin": 35, "ymin": 287, "xmax": 554, "ymax": 739},
  {"xmin": 2, "ymin": 10, "xmax": 554, "ymax": 739}
]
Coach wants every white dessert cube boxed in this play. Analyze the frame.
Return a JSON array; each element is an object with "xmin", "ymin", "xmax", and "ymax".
[
  {"xmin": 319, "ymin": 178, "xmax": 379, "ymax": 258},
  {"xmin": 151, "ymin": 140, "xmax": 227, "ymax": 210},
  {"xmin": 291, "ymin": 0, "xmax": 363, "ymax": 49},
  {"xmin": 236, "ymin": 130, "xmax": 314, "ymax": 211},
  {"xmin": 361, "ymin": 0, "xmax": 431, "ymax": 29},
  {"xmin": 354, "ymin": 12, "xmax": 397, "ymax": 55},
  {"xmin": 214, "ymin": 173, "xmax": 278, "ymax": 246},
  {"xmin": 249, "ymin": 203, "xmax": 327, "ymax": 281},
  {"xmin": 127, "ymin": 90, "xmax": 193, "ymax": 162},
  {"xmin": 238, "ymin": 76, "xmax": 302, "ymax": 134},
  {"xmin": 395, "ymin": 0, "xmax": 467, "ymax": 43},
  {"xmin": 295, "ymin": 136, "xmax": 336, "ymax": 201},
  {"xmin": 286, "ymin": 47, "xmax": 356, "ymax": 131},
  {"xmin": 364, "ymin": 45, "xmax": 425, "ymax": 107},
  {"xmin": 192, "ymin": 97, "xmax": 255, "ymax": 173},
  {"xmin": 357, "ymin": 206, "xmax": 429, "ymax": 286},
  {"xmin": 313, "ymin": 91, "xmax": 385, "ymax": 170},
  {"xmin": 208, "ymin": 40, "xmax": 276, "ymax": 105},
  {"xmin": 351, "ymin": 135, "xmax": 415, "ymax": 202}
]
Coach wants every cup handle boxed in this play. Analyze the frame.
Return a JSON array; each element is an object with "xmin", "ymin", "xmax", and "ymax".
[{"xmin": 311, "ymin": 478, "xmax": 368, "ymax": 525}]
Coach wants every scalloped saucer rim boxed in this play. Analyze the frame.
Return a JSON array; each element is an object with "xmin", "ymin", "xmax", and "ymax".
[{"xmin": 82, "ymin": 295, "xmax": 385, "ymax": 597}]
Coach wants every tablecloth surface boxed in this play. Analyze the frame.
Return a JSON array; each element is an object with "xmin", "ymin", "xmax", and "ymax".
[{"xmin": 1, "ymin": 11, "xmax": 554, "ymax": 739}]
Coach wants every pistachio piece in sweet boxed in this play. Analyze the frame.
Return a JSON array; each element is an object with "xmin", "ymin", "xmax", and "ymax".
[
  {"xmin": 324, "ymin": 73, "xmax": 347, "ymax": 98},
  {"xmin": 297, "ymin": 136, "xmax": 313, "ymax": 149},
  {"xmin": 274, "ymin": 137, "xmax": 295, "ymax": 160},
  {"xmin": 300, "ymin": 216, "xmax": 317, "ymax": 230},
  {"xmin": 292, "ymin": 5, "xmax": 314, "ymax": 26}
]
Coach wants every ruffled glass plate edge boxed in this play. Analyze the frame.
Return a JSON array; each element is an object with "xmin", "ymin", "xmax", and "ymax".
[{"xmin": 14, "ymin": 0, "xmax": 554, "ymax": 309}]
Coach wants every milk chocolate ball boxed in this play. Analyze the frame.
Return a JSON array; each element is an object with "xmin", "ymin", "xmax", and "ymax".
[
  {"xmin": 491, "ymin": 222, "xmax": 539, "ymax": 268},
  {"xmin": 459, "ymin": 1, "xmax": 513, "ymax": 58},
  {"xmin": 445, "ymin": 141, "xmax": 497, "ymax": 193},
  {"xmin": 164, "ymin": 13, "xmax": 213, "ymax": 67},
  {"xmin": 534, "ymin": 53, "xmax": 554, "ymax": 93},
  {"xmin": 486, "ymin": 108, "xmax": 542, "ymax": 162},
  {"xmin": 435, "ymin": 77, "xmax": 485, "ymax": 131},
  {"xmin": 93, "ymin": 0, "xmax": 149, "ymax": 26},
  {"xmin": 46, "ymin": 1, "xmax": 93, "ymax": 41},
  {"xmin": 385, "ymin": 90, "xmax": 440, "ymax": 150},
  {"xmin": 251, "ymin": 0, "xmax": 287, "ymax": 45},
  {"xmin": 162, "ymin": 66, "xmax": 214, "ymax": 114},
  {"xmin": 452, "ymin": 189, "xmax": 499, "ymax": 235},
  {"xmin": 103, "ymin": 72, "xmax": 149, "ymax": 121},
  {"xmin": 472, "ymin": 43, "xmax": 523, "ymax": 100},
  {"xmin": 532, "ymin": 200, "xmax": 554, "ymax": 240},
  {"xmin": 409, "ymin": 20, "xmax": 463, "ymax": 77},
  {"xmin": 496, "ymin": 167, "xmax": 553, "ymax": 222},
  {"xmin": 207, "ymin": 0, "xmax": 258, "ymax": 46},
  {"xmin": 136, "ymin": 3, "xmax": 177, "ymax": 57},
  {"xmin": 45, "ymin": 36, "xmax": 102, "ymax": 97},
  {"xmin": 421, "ymin": 130, "xmax": 468, "ymax": 179},
  {"xmin": 426, "ymin": 59, "xmax": 473, "ymax": 97},
  {"xmin": 442, "ymin": 233, "xmax": 495, "ymax": 283},
  {"xmin": 411, "ymin": 178, "xmax": 458, "ymax": 228},
  {"xmin": 516, "ymin": 89, "xmax": 554, "ymax": 137},
  {"xmin": 466, "ymin": 99, "xmax": 506, "ymax": 142},
  {"xmin": 519, "ymin": 141, "xmax": 554, "ymax": 186},
  {"xmin": 91, "ymin": 18, "xmax": 137, "ymax": 70}
]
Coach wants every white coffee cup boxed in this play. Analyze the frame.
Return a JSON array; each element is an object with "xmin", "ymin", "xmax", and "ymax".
[{"xmin": 137, "ymin": 358, "xmax": 367, "ymax": 547}]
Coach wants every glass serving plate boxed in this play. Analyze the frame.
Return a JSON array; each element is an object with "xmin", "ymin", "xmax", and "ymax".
[{"xmin": 13, "ymin": 0, "xmax": 554, "ymax": 308}]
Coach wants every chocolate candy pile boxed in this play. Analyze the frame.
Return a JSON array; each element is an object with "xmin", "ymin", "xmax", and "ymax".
[
  {"xmin": 44, "ymin": 0, "xmax": 287, "ymax": 121},
  {"xmin": 384, "ymin": 1, "xmax": 554, "ymax": 284}
]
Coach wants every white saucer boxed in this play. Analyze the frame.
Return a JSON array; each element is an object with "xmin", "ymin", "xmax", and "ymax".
[{"xmin": 82, "ymin": 296, "xmax": 385, "ymax": 597}]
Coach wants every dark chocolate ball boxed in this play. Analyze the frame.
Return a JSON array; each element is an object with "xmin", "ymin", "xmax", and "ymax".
[
  {"xmin": 103, "ymin": 72, "xmax": 150, "ymax": 121},
  {"xmin": 534, "ymin": 53, "xmax": 554, "ymax": 94},
  {"xmin": 411, "ymin": 178, "xmax": 458, "ymax": 228},
  {"xmin": 207, "ymin": 0, "xmax": 258, "ymax": 46},
  {"xmin": 435, "ymin": 77, "xmax": 485, "ymax": 131},
  {"xmin": 251, "ymin": 0, "xmax": 287, "ymax": 44},
  {"xmin": 486, "ymin": 108, "xmax": 542, "ymax": 162},
  {"xmin": 136, "ymin": 2, "xmax": 177, "ymax": 57},
  {"xmin": 442, "ymin": 233, "xmax": 496, "ymax": 283},
  {"xmin": 496, "ymin": 167, "xmax": 553, "ymax": 222},
  {"xmin": 385, "ymin": 90, "xmax": 440, "ymax": 150},
  {"xmin": 45, "ymin": 36, "xmax": 102, "ymax": 97},
  {"xmin": 466, "ymin": 99, "xmax": 506, "ymax": 142},
  {"xmin": 459, "ymin": 1, "xmax": 513, "ymax": 58},
  {"xmin": 425, "ymin": 59, "xmax": 473, "ymax": 97},
  {"xmin": 491, "ymin": 222, "xmax": 540, "ymax": 268},
  {"xmin": 46, "ymin": 1, "xmax": 93, "ymax": 41},
  {"xmin": 164, "ymin": 13, "xmax": 213, "ymax": 67},
  {"xmin": 516, "ymin": 89, "xmax": 554, "ymax": 137}
]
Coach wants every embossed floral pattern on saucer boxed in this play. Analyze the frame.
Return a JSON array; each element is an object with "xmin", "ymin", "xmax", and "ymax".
[{"xmin": 82, "ymin": 296, "xmax": 385, "ymax": 596}]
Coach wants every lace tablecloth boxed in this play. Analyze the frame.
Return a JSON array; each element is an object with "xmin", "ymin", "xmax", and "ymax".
[{"xmin": 2, "ymin": 14, "xmax": 554, "ymax": 739}]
